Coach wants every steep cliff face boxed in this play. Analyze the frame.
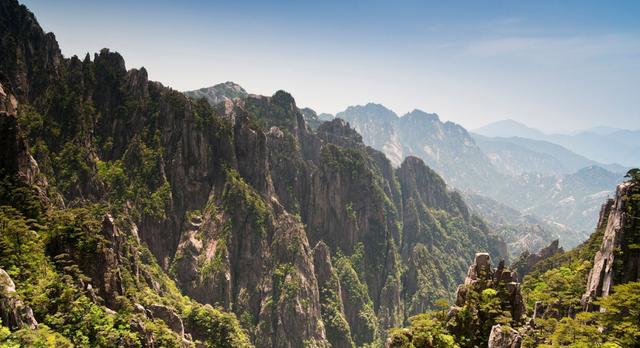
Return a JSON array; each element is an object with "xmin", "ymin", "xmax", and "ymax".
[
  {"xmin": 581, "ymin": 181, "xmax": 640, "ymax": 310},
  {"xmin": 0, "ymin": 0, "xmax": 507, "ymax": 346}
]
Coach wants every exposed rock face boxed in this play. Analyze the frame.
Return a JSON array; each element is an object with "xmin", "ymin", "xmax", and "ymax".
[
  {"xmin": 532, "ymin": 301, "xmax": 544, "ymax": 320},
  {"xmin": 0, "ymin": 268, "xmax": 38, "ymax": 330},
  {"xmin": 338, "ymin": 103, "xmax": 620, "ymax": 235},
  {"xmin": 256, "ymin": 213, "xmax": 328, "ymax": 348},
  {"xmin": 0, "ymin": 82, "xmax": 44, "ymax": 191},
  {"xmin": 147, "ymin": 304, "xmax": 185, "ymax": 337},
  {"xmin": 581, "ymin": 181, "xmax": 640, "ymax": 311},
  {"xmin": 299, "ymin": 108, "xmax": 334, "ymax": 130},
  {"xmin": 454, "ymin": 253, "xmax": 526, "ymax": 323},
  {"xmin": 337, "ymin": 104, "xmax": 500, "ymax": 192},
  {"xmin": 184, "ymin": 81, "xmax": 248, "ymax": 106},
  {"xmin": 313, "ymin": 242, "xmax": 355, "ymax": 348},
  {"xmin": 488, "ymin": 324, "xmax": 522, "ymax": 348},
  {"xmin": 513, "ymin": 239, "xmax": 564, "ymax": 279},
  {"xmin": 463, "ymin": 252, "xmax": 492, "ymax": 286}
]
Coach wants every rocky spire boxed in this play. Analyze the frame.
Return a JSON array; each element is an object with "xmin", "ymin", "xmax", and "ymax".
[{"xmin": 581, "ymin": 181, "xmax": 640, "ymax": 311}]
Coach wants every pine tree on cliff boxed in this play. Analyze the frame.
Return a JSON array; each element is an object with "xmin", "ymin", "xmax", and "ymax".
[{"xmin": 626, "ymin": 168, "xmax": 640, "ymax": 183}]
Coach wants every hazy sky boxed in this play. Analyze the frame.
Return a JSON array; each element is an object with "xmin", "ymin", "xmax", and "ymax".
[{"xmin": 21, "ymin": 0, "xmax": 640, "ymax": 131}]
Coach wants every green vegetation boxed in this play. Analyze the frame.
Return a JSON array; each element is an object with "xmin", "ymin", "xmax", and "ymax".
[
  {"xmin": 186, "ymin": 305, "xmax": 252, "ymax": 348},
  {"xmin": 318, "ymin": 268, "xmax": 355, "ymax": 348},
  {"xmin": 334, "ymin": 251, "xmax": 380, "ymax": 346},
  {"xmin": 222, "ymin": 168, "xmax": 271, "ymax": 237},
  {"xmin": 387, "ymin": 314, "xmax": 458, "ymax": 348},
  {"xmin": 0, "ymin": 176, "xmax": 250, "ymax": 347},
  {"xmin": 521, "ymin": 282, "xmax": 640, "ymax": 347},
  {"xmin": 516, "ymin": 180, "xmax": 640, "ymax": 346},
  {"xmin": 626, "ymin": 168, "xmax": 640, "ymax": 183},
  {"xmin": 272, "ymin": 263, "xmax": 300, "ymax": 303}
]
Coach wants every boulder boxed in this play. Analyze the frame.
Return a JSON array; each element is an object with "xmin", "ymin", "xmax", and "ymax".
[
  {"xmin": 488, "ymin": 324, "xmax": 522, "ymax": 348},
  {"xmin": 464, "ymin": 252, "xmax": 493, "ymax": 285},
  {"xmin": 147, "ymin": 304, "xmax": 184, "ymax": 337},
  {"xmin": 0, "ymin": 268, "xmax": 38, "ymax": 330}
]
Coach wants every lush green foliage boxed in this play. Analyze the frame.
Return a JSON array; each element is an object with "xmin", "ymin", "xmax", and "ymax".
[
  {"xmin": 0, "ymin": 181, "xmax": 250, "ymax": 347},
  {"xmin": 518, "ymin": 182, "xmax": 640, "ymax": 347},
  {"xmin": 222, "ymin": 168, "xmax": 271, "ymax": 237},
  {"xmin": 334, "ymin": 250, "xmax": 380, "ymax": 346},
  {"xmin": 387, "ymin": 314, "xmax": 458, "ymax": 348},
  {"xmin": 626, "ymin": 168, "xmax": 640, "ymax": 183}
]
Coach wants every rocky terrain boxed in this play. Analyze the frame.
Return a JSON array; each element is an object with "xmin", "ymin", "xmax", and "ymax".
[
  {"xmin": 387, "ymin": 175, "xmax": 640, "ymax": 347},
  {"xmin": 183, "ymin": 81, "xmax": 248, "ymax": 106},
  {"xmin": 581, "ymin": 180, "xmax": 640, "ymax": 311},
  {"xmin": 0, "ymin": 1, "xmax": 507, "ymax": 346},
  {"xmin": 1, "ymin": 1, "xmax": 638, "ymax": 347}
]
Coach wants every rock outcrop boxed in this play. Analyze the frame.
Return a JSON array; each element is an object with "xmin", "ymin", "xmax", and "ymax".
[
  {"xmin": 454, "ymin": 253, "xmax": 525, "ymax": 323},
  {"xmin": 488, "ymin": 324, "xmax": 522, "ymax": 348},
  {"xmin": 313, "ymin": 241, "xmax": 355, "ymax": 348},
  {"xmin": 581, "ymin": 181, "xmax": 640, "ymax": 311},
  {"xmin": 147, "ymin": 304, "xmax": 185, "ymax": 337},
  {"xmin": 0, "ymin": 268, "xmax": 37, "ymax": 330},
  {"xmin": 184, "ymin": 81, "xmax": 248, "ymax": 106},
  {"xmin": 513, "ymin": 239, "xmax": 564, "ymax": 279}
]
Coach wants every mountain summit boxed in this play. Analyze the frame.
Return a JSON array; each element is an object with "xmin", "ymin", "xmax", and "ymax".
[{"xmin": 184, "ymin": 81, "xmax": 248, "ymax": 105}]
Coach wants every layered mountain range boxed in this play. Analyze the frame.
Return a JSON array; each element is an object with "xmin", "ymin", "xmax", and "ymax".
[
  {"xmin": 0, "ymin": 1, "xmax": 507, "ymax": 346},
  {"xmin": 474, "ymin": 119, "xmax": 640, "ymax": 168},
  {"xmin": 333, "ymin": 103, "xmax": 625, "ymax": 250}
]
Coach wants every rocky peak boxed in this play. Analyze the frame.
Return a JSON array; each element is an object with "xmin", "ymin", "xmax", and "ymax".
[
  {"xmin": 454, "ymin": 252, "xmax": 525, "ymax": 323},
  {"xmin": 400, "ymin": 109, "xmax": 439, "ymax": 123},
  {"xmin": 463, "ymin": 252, "xmax": 493, "ymax": 285},
  {"xmin": 0, "ymin": 83, "xmax": 44, "ymax": 190},
  {"xmin": 183, "ymin": 81, "xmax": 248, "ymax": 106},
  {"xmin": 300, "ymin": 107, "xmax": 333, "ymax": 130},
  {"xmin": 94, "ymin": 48, "xmax": 127, "ymax": 76},
  {"xmin": 581, "ymin": 180, "xmax": 640, "ymax": 311},
  {"xmin": 396, "ymin": 156, "xmax": 455, "ymax": 215},
  {"xmin": 0, "ymin": 0, "xmax": 63, "ymax": 103},
  {"xmin": 316, "ymin": 118, "xmax": 364, "ymax": 148},
  {"xmin": 337, "ymin": 103, "xmax": 398, "ymax": 123}
]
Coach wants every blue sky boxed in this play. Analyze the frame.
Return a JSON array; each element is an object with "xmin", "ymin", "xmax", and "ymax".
[{"xmin": 21, "ymin": 0, "xmax": 640, "ymax": 131}]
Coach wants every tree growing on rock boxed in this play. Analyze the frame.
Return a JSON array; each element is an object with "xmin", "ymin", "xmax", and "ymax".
[{"xmin": 625, "ymin": 168, "xmax": 640, "ymax": 183}]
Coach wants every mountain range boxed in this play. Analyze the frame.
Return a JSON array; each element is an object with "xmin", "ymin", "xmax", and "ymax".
[
  {"xmin": 331, "ymin": 103, "xmax": 624, "ymax": 246},
  {"xmin": 474, "ymin": 119, "xmax": 640, "ymax": 168},
  {"xmin": 1, "ymin": 1, "xmax": 638, "ymax": 347},
  {"xmin": 0, "ymin": 1, "xmax": 506, "ymax": 346}
]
